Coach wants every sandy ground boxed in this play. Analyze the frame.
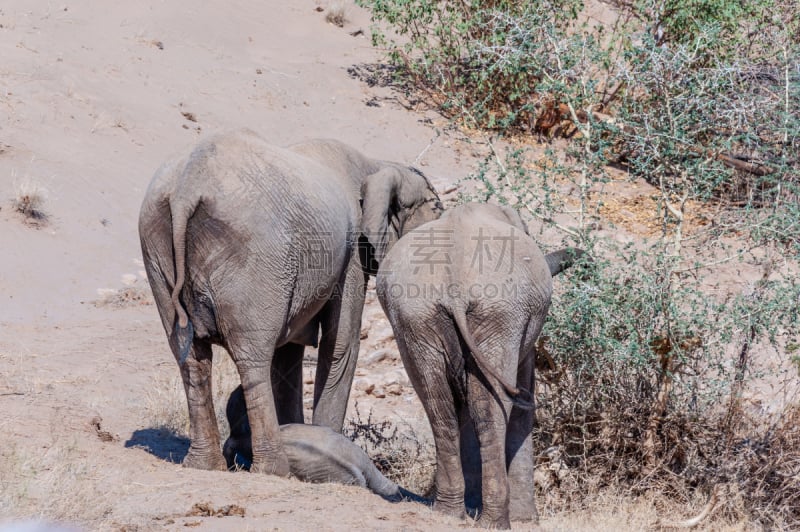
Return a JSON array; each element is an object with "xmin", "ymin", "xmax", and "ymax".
[{"xmin": 1, "ymin": 1, "xmax": 792, "ymax": 531}]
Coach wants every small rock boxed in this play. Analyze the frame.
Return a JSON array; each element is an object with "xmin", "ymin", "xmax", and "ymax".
[
  {"xmin": 89, "ymin": 415, "xmax": 119, "ymax": 442},
  {"xmin": 386, "ymin": 383, "xmax": 403, "ymax": 396},
  {"xmin": 381, "ymin": 334, "xmax": 395, "ymax": 343},
  {"xmin": 383, "ymin": 370, "xmax": 409, "ymax": 387},
  {"xmin": 364, "ymin": 349, "xmax": 389, "ymax": 365},
  {"xmin": 353, "ymin": 379, "xmax": 372, "ymax": 392},
  {"xmin": 371, "ymin": 387, "xmax": 386, "ymax": 399}
]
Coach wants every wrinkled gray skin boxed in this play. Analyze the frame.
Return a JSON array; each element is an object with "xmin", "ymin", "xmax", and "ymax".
[
  {"xmin": 376, "ymin": 203, "xmax": 582, "ymax": 529},
  {"xmin": 139, "ymin": 129, "xmax": 442, "ymax": 475},
  {"xmin": 223, "ymin": 385, "xmax": 404, "ymax": 500}
]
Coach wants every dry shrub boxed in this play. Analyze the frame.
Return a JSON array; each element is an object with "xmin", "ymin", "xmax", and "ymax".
[
  {"xmin": 722, "ymin": 404, "xmax": 800, "ymax": 527},
  {"xmin": 344, "ymin": 404, "xmax": 435, "ymax": 497},
  {"xmin": 325, "ymin": 1, "xmax": 348, "ymax": 27},
  {"xmin": 533, "ymin": 368, "xmax": 800, "ymax": 528}
]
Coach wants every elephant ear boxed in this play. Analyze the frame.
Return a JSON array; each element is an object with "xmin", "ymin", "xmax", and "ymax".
[
  {"xmin": 360, "ymin": 167, "xmax": 402, "ymax": 271},
  {"xmin": 499, "ymin": 205, "xmax": 530, "ymax": 235}
]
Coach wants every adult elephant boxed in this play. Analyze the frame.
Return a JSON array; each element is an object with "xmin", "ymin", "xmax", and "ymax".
[
  {"xmin": 376, "ymin": 203, "xmax": 582, "ymax": 528},
  {"xmin": 139, "ymin": 129, "xmax": 442, "ymax": 475}
]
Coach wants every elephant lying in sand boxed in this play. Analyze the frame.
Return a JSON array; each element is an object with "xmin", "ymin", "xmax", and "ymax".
[
  {"xmin": 139, "ymin": 129, "xmax": 442, "ymax": 475},
  {"xmin": 223, "ymin": 385, "xmax": 409, "ymax": 501},
  {"xmin": 376, "ymin": 203, "xmax": 583, "ymax": 528}
]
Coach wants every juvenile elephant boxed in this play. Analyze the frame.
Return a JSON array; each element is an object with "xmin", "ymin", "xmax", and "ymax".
[
  {"xmin": 139, "ymin": 129, "xmax": 442, "ymax": 475},
  {"xmin": 223, "ymin": 385, "xmax": 408, "ymax": 500},
  {"xmin": 376, "ymin": 203, "xmax": 582, "ymax": 528}
]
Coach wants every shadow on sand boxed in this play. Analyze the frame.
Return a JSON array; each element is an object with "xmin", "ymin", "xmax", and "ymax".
[{"xmin": 125, "ymin": 428, "xmax": 189, "ymax": 464}]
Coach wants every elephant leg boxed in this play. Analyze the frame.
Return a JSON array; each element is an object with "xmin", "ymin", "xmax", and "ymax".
[
  {"xmin": 227, "ymin": 330, "xmax": 290, "ymax": 477},
  {"xmin": 425, "ymin": 381, "xmax": 465, "ymax": 518},
  {"xmin": 175, "ymin": 337, "xmax": 227, "ymax": 471},
  {"xmin": 459, "ymin": 405, "xmax": 482, "ymax": 515},
  {"xmin": 145, "ymin": 262, "xmax": 225, "ymax": 469},
  {"xmin": 271, "ymin": 343, "xmax": 305, "ymax": 425},
  {"xmin": 506, "ymin": 351, "xmax": 537, "ymax": 523},
  {"xmin": 398, "ymin": 331, "xmax": 466, "ymax": 519},
  {"xmin": 312, "ymin": 258, "xmax": 367, "ymax": 431},
  {"xmin": 470, "ymin": 371, "xmax": 512, "ymax": 529}
]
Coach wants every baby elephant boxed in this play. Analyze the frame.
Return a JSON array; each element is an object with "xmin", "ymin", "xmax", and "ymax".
[
  {"xmin": 376, "ymin": 203, "xmax": 583, "ymax": 529},
  {"xmin": 223, "ymin": 385, "xmax": 404, "ymax": 501}
]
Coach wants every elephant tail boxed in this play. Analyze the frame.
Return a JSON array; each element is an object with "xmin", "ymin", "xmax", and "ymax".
[
  {"xmin": 544, "ymin": 247, "xmax": 586, "ymax": 277},
  {"xmin": 169, "ymin": 196, "xmax": 198, "ymax": 365},
  {"xmin": 451, "ymin": 308, "xmax": 534, "ymax": 410}
]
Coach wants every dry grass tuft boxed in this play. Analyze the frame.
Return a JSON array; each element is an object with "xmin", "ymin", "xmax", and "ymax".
[
  {"xmin": 186, "ymin": 501, "xmax": 246, "ymax": 517},
  {"xmin": 539, "ymin": 487, "xmax": 754, "ymax": 531},
  {"xmin": 0, "ymin": 440, "xmax": 112, "ymax": 527},
  {"xmin": 94, "ymin": 281, "xmax": 154, "ymax": 308},
  {"xmin": 143, "ymin": 347, "xmax": 240, "ymax": 443},
  {"xmin": 325, "ymin": 1, "xmax": 348, "ymax": 27},
  {"xmin": 12, "ymin": 178, "xmax": 48, "ymax": 224},
  {"xmin": 142, "ymin": 372, "xmax": 189, "ymax": 438}
]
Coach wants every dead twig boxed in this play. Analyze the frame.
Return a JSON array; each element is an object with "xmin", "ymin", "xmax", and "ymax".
[{"xmin": 658, "ymin": 484, "xmax": 723, "ymax": 528}]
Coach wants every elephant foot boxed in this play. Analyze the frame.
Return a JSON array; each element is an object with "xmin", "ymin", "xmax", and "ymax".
[
  {"xmin": 508, "ymin": 476, "xmax": 537, "ymax": 523},
  {"xmin": 182, "ymin": 447, "xmax": 227, "ymax": 471},
  {"xmin": 509, "ymin": 498, "xmax": 538, "ymax": 523},
  {"xmin": 432, "ymin": 499, "xmax": 466, "ymax": 521},
  {"xmin": 509, "ymin": 507, "xmax": 538, "ymax": 524},
  {"xmin": 477, "ymin": 513, "xmax": 511, "ymax": 530},
  {"xmin": 250, "ymin": 454, "xmax": 291, "ymax": 478}
]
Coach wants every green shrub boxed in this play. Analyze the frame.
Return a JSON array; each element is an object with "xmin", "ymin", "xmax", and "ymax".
[
  {"xmin": 357, "ymin": 0, "xmax": 585, "ymax": 130},
  {"xmin": 463, "ymin": 145, "xmax": 800, "ymax": 525},
  {"xmin": 360, "ymin": 0, "xmax": 800, "ymax": 213}
]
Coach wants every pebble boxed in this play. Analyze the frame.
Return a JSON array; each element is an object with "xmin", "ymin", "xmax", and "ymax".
[{"xmin": 364, "ymin": 349, "xmax": 390, "ymax": 365}]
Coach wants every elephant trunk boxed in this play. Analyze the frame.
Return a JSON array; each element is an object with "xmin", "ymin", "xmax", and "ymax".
[
  {"xmin": 451, "ymin": 308, "xmax": 534, "ymax": 410},
  {"xmin": 362, "ymin": 460, "xmax": 402, "ymax": 501},
  {"xmin": 544, "ymin": 247, "xmax": 586, "ymax": 277}
]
